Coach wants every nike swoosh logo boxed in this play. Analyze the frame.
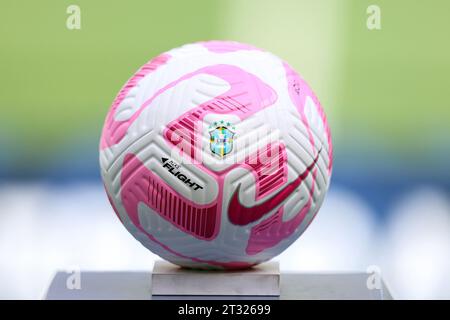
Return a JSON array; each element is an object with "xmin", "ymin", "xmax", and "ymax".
[{"xmin": 228, "ymin": 148, "xmax": 322, "ymax": 226}]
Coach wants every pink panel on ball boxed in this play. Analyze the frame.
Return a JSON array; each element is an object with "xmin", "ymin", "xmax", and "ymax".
[
  {"xmin": 245, "ymin": 167, "xmax": 318, "ymax": 255},
  {"xmin": 120, "ymin": 154, "xmax": 256, "ymax": 269},
  {"xmin": 284, "ymin": 62, "xmax": 333, "ymax": 174},
  {"xmin": 120, "ymin": 154, "xmax": 219, "ymax": 240},
  {"xmin": 229, "ymin": 149, "xmax": 321, "ymax": 227},
  {"xmin": 164, "ymin": 64, "xmax": 277, "ymax": 162},
  {"xmin": 100, "ymin": 53, "xmax": 171, "ymax": 150},
  {"xmin": 241, "ymin": 143, "xmax": 288, "ymax": 200}
]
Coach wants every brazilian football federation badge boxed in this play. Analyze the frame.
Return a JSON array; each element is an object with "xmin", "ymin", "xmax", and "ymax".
[{"xmin": 209, "ymin": 121, "xmax": 235, "ymax": 157}]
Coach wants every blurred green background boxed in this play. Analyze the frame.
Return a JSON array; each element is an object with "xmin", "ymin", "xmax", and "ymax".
[
  {"xmin": 0, "ymin": 0, "xmax": 449, "ymax": 188},
  {"xmin": 0, "ymin": 0, "xmax": 450, "ymax": 300}
]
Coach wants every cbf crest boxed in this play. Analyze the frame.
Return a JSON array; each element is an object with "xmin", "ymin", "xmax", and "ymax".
[{"xmin": 209, "ymin": 121, "xmax": 235, "ymax": 157}]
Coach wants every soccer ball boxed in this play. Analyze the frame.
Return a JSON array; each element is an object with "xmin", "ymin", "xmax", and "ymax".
[{"xmin": 100, "ymin": 41, "xmax": 333, "ymax": 269}]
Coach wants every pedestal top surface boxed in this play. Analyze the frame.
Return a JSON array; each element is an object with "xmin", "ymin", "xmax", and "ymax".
[{"xmin": 44, "ymin": 269, "xmax": 392, "ymax": 300}]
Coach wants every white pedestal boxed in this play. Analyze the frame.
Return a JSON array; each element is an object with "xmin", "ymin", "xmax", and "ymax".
[{"xmin": 151, "ymin": 261, "xmax": 280, "ymax": 296}]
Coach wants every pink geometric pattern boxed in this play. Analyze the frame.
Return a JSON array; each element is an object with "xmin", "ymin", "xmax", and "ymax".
[
  {"xmin": 242, "ymin": 143, "xmax": 287, "ymax": 200},
  {"xmin": 100, "ymin": 41, "xmax": 333, "ymax": 269},
  {"xmin": 246, "ymin": 163, "xmax": 318, "ymax": 255},
  {"xmin": 229, "ymin": 149, "xmax": 320, "ymax": 227},
  {"xmin": 284, "ymin": 62, "xmax": 333, "ymax": 173},
  {"xmin": 164, "ymin": 64, "xmax": 277, "ymax": 162},
  {"xmin": 120, "ymin": 154, "xmax": 219, "ymax": 240},
  {"xmin": 100, "ymin": 53, "xmax": 170, "ymax": 150}
]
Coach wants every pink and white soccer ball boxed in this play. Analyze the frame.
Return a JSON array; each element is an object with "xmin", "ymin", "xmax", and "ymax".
[{"xmin": 100, "ymin": 41, "xmax": 333, "ymax": 269}]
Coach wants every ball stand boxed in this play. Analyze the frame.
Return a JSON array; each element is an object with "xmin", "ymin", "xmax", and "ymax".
[
  {"xmin": 151, "ymin": 260, "xmax": 280, "ymax": 297},
  {"xmin": 43, "ymin": 261, "xmax": 393, "ymax": 299}
]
